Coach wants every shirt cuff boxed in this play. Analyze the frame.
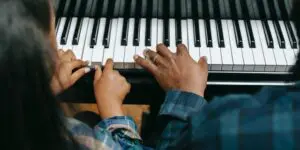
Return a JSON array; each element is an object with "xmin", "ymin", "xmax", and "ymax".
[
  {"xmin": 97, "ymin": 116, "xmax": 141, "ymax": 140},
  {"xmin": 159, "ymin": 90, "xmax": 207, "ymax": 121}
]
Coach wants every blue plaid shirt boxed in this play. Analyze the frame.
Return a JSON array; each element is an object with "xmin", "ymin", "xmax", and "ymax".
[
  {"xmin": 66, "ymin": 82, "xmax": 300, "ymax": 149},
  {"xmin": 158, "ymin": 82, "xmax": 300, "ymax": 149}
]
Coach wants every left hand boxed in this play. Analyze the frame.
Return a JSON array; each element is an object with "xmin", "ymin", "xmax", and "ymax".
[{"xmin": 51, "ymin": 50, "xmax": 91, "ymax": 95}]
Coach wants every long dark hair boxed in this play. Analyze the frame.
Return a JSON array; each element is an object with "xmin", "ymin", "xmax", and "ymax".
[{"xmin": 0, "ymin": 1, "xmax": 78, "ymax": 150}]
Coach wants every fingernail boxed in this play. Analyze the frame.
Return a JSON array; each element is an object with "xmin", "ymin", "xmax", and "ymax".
[
  {"xmin": 94, "ymin": 65, "xmax": 98, "ymax": 70},
  {"xmin": 133, "ymin": 55, "xmax": 139, "ymax": 60},
  {"xmin": 143, "ymin": 49, "xmax": 149, "ymax": 57},
  {"xmin": 202, "ymin": 56, "xmax": 207, "ymax": 62},
  {"xmin": 84, "ymin": 67, "xmax": 91, "ymax": 73}
]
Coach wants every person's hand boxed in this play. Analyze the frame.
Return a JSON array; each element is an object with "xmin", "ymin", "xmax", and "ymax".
[
  {"xmin": 134, "ymin": 44, "xmax": 208, "ymax": 97},
  {"xmin": 51, "ymin": 50, "xmax": 91, "ymax": 95},
  {"xmin": 93, "ymin": 59, "xmax": 131, "ymax": 119}
]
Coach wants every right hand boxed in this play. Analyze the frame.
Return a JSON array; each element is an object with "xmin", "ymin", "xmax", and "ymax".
[
  {"xmin": 93, "ymin": 59, "xmax": 131, "ymax": 119},
  {"xmin": 134, "ymin": 44, "xmax": 208, "ymax": 97}
]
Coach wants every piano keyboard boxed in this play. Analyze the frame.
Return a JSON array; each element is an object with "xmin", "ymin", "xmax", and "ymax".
[{"xmin": 54, "ymin": 0, "xmax": 298, "ymax": 72}]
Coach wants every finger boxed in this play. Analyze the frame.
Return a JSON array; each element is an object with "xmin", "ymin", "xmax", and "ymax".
[
  {"xmin": 58, "ymin": 49, "xmax": 64, "ymax": 57},
  {"xmin": 94, "ymin": 65, "xmax": 102, "ymax": 81},
  {"xmin": 198, "ymin": 56, "xmax": 208, "ymax": 72},
  {"xmin": 143, "ymin": 49, "xmax": 166, "ymax": 65},
  {"xmin": 69, "ymin": 60, "xmax": 88, "ymax": 69},
  {"xmin": 104, "ymin": 59, "xmax": 114, "ymax": 72},
  {"xmin": 65, "ymin": 50, "xmax": 76, "ymax": 60},
  {"xmin": 71, "ymin": 67, "xmax": 91, "ymax": 85},
  {"xmin": 176, "ymin": 44, "xmax": 189, "ymax": 56},
  {"xmin": 134, "ymin": 55, "xmax": 158, "ymax": 75},
  {"xmin": 156, "ymin": 43, "xmax": 173, "ymax": 59}
]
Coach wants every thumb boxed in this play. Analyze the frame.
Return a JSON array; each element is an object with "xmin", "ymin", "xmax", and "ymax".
[
  {"xmin": 94, "ymin": 65, "xmax": 102, "ymax": 82},
  {"xmin": 198, "ymin": 56, "xmax": 208, "ymax": 71}
]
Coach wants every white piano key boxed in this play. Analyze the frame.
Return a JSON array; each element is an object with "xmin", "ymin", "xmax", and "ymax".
[
  {"xmin": 73, "ymin": 17, "xmax": 89, "ymax": 59},
  {"xmin": 187, "ymin": 19, "xmax": 200, "ymax": 61},
  {"xmin": 56, "ymin": 17, "xmax": 66, "ymax": 50},
  {"xmin": 91, "ymin": 18, "xmax": 106, "ymax": 66},
  {"xmin": 102, "ymin": 18, "xmax": 118, "ymax": 66},
  {"xmin": 62, "ymin": 17, "xmax": 77, "ymax": 51},
  {"xmin": 181, "ymin": 20, "xmax": 188, "ymax": 49},
  {"xmin": 135, "ymin": 18, "xmax": 147, "ymax": 68},
  {"xmin": 250, "ymin": 20, "xmax": 266, "ymax": 71},
  {"xmin": 255, "ymin": 20, "xmax": 276, "ymax": 72},
  {"xmin": 220, "ymin": 20, "xmax": 233, "ymax": 71},
  {"xmin": 157, "ymin": 19, "xmax": 164, "ymax": 44},
  {"xmin": 239, "ymin": 20, "xmax": 255, "ymax": 71},
  {"xmin": 82, "ymin": 19, "xmax": 94, "ymax": 65},
  {"xmin": 279, "ymin": 21, "xmax": 296, "ymax": 71},
  {"xmin": 169, "ymin": 19, "xmax": 177, "ymax": 53},
  {"xmin": 199, "ymin": 19, "xmax": 212, "ymax": 69},
  {"xmin": 268, "ymin": 21, "xmax": 287, "ymax": 72},
  {"xmin": 150, "ymin": 18, "xmax": 158, "ymax": 49},
  {"xmin": 210, "ymin": 19, "xmax": 223, "ymax": 70},
  {"xmin": 113, "ymin": 18, "xmax": 125, "ymax": 68},
  {"xmin": 227, "ymin": 20, "xmax": 244, "ymax": 71},
  {"xmin": 124, "ymin": 18, "xmax": 136, "ymax": 69}
]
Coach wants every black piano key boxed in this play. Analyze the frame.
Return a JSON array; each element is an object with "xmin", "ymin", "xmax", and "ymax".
[
  {"xmin": 163, "ymin": 19, "xmax": 170, "ymax": 46},
  {"xmin": 145, "ymin": 18, "xmax": 151, "ymax": 46},
  {"xmin": 163, "ymin": 0, "xmax": 170, "ymax": 46},
  {"xmin": 233, "ymin": 20, "xmax": 243, "ymax": 48},
  {"xmin": 244, "ymin": 20, "xmax": 256, "ymax": 48},
  {"xmin": 175, "ymin": 19, "xmax": 182, "ymax": 45},
  {"xmin": 191, "ymin": 0, "xmax": 200, "ymax": 47},
  {"xmin": 262, "ymin": 20, "xmax": 274, "ymax": 48},
  {"xmin": 277, "ymin": 0, "xmax": 297, "ymax": 49},
  {"xmin": 256, "ymin": 0, "xmax": 267, "ymax": 19},
  {"xmin": 90, "ymin": 18, "xmax": 100, "ymax": 47},
  {"xmin": 193, "ymin": 19, "xmax": 201, "ymax": 47},
  {"xmin": 102, "ymin": 18, "xmax": 111, "ymax": 48},
  {"xmin": 72, "ymin": 0, "xmax": 88, "ymax": 45},
  {"xmin": 133, "ymin": 19, "xmax": 140, "ymax": 46},
  {"xmin": 60, "ymin": 17, "xmax": 71, "ymax": 45},
  {"xmin": 56, "ymin": 0, "xmax": 67, "ymax": 19},
  {"xmin": 133, "ymin": 0, "xmax": 142, "ymax": 46},
  {"xmin": 60, "ymin": 0, "xmax": 77, "ymax": 45},
  {"xmin": 216, "ymin": 20, "xmax": 225, "ymax": 48},
  {"xmin": 121, "ymin": 0, "xmax": 132, "ymax": 46},
  {"xmin": 175, "ymin": 0, "xmax": 182, "ymax": 45},
  {"xmin": 72, "ymin": 18, "xmax": 83, "ymax": 45},
  {"xmin": 121, "ymin": 18, "xmax": 129, "ymax": 46},
  {"xmin": 204, "ymin": 20, "xmax": 212, "ymax": 47},
  {"xmin": 145, "ymin": 0, "xmax": 153, "ymax": 46},
  {"xmin": 102, "ymin": 0, "xmax": 116, "ymax": 48},
  {"xmin": 274, "ymin": 21, "xmax": 285, "ymax": 48},
  {"xmin": 241, "ymin": 0, "xmax": 255, "ymax": 48},
  {"xmin": 285, "ymin": 21, "xmax": 297, "ymax": 48},
  {"xmin": 267, "ymin": 0, "xmax": 285, "ymax": 48}
]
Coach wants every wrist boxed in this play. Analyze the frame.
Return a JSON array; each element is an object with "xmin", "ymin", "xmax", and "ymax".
[{"xmin": 96, "ymin": 98, "xmax": 125, "ymax": 119}]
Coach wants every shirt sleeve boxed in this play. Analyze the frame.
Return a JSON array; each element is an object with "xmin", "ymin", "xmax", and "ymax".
[
  {"xmin": 65, "ymin": 116, "xmax": 144, "ymax": 150},
  {"xmin": 157, "ymin": 90, "xmax": 207, "ymax": 149}
]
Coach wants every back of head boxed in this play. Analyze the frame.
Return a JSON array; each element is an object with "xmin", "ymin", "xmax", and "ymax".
[{"xmin": 0, "ymin": 1, "xmax": 77, "ymax": 150}]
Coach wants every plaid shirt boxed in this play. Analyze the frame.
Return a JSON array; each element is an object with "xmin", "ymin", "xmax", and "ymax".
[
  {"xmin": 65, "ymin": 82, "xmax": 300, "ymax": 149},
  {"xmin": 158, "ymin": 82, "xmax": 300, "ymax": 149}
]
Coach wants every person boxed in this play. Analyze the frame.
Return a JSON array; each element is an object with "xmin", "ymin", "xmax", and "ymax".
[
  {"xmin": 133, "ymin": 0, "xmax": 300, "ymax": 149},
  {"xmin": 0, "ymin": 0, "xmax": 144, "ymax": 149}
]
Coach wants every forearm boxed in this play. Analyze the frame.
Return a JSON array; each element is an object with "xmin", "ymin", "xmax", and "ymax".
[{"xmin": 157, "ymin": 90, "xmax": 207, "ymax": 149}]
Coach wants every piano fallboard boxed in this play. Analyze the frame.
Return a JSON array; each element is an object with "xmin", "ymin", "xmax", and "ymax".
[{"xmin": 58, "ymin": 70, "xmax": 295, "ymax": 104}]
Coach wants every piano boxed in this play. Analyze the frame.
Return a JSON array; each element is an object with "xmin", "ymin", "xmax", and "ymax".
[{"xmin": 53, "ymin": 0, "xmax": 298, "ymax": 104}]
